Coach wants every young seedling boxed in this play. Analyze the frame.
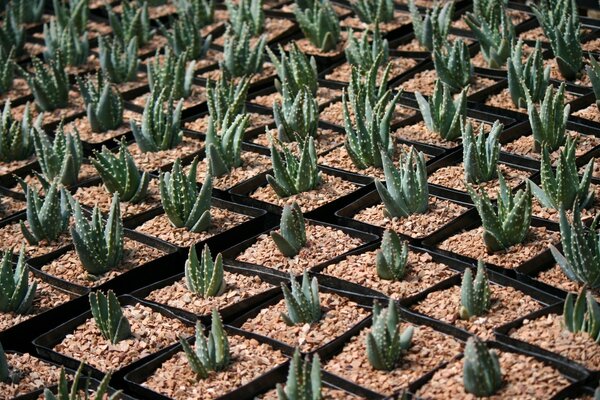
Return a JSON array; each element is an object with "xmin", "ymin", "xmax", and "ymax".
[
  {"xmin": 268, "ymin": 43, "xmax": 318, "ymax": 97},
  {"xmin": 98, "ymin": 37, "xmax": 140, "ymax": 85},
  {"xmin": 280, "ymin": 270, "xmax": 322, "ymax": 326},
  {"xmin": 271, "ymin": 202, "xmax": 307, "ymax": 258},
  {"xmin": 185, "ymin": 244, "xmax": 226, "ymax": 298},
  {"xmin": 432, "ymin": 39, "xmax": 472, "ymax": 93},
  {"xmin": 415, "ymin": 80, "xmax": 467, "ymax": 142},
  {"xmin": 220, "ymin": 24, "xmax": 266, "ymax": 77},
  {"xmin": 147, "ymin": 48, "xmax": 196, "ymax": 101},
  {"xmin": 462, "ymin": 120, "xmax": 502, "ymax": 184},
  {"xmin": 206, "ymin": 75, "xmax": 250, "ymax": 132},
  {"xmin": 175, "ymin": 0, "xmax": 215, "ymax": 28},
  {"xmin": 273, "ymin": 85, "xmax": 319, "ymax": 143},
  {"xmin": 43, "ymin": 21, "xmax": 89, "ymax": 67},
  {"xmin": 459, "ymin": 260, "xmax": 491, "ymax": 320},
  {"xmin": 0, "ymin": 247, "xmax": 36, "ymax": 314},
  {"xmin": 463, "ymin": 336, "xmax": 503, "ymax": 396},
  {"xmin": 0, "ymin": 8, "xmax": 25, "ymax": 56},
  {"xmin": 32, "ymin": 124, "xmax": 83, "ymax": 187},
  {"xmin": 295, "ymin": 0, "xmax": 340, "ymax": 52},
  {"xmin": 526, "ymin": 83, "xmax": 569, "ymax": 153},
  {"xmin": 0, "ymin": 101, "xmax": 39, "ymax": 162},
  {"xmin": 159, "ymin": 14, "xmax": 212, "ymax": 59},
  {"xmin": 106, "ymin": 0, "xmax": 153, "ymax": 47},
  {"xmin": 89, "ymin": 290, "xmax": 131, "ymax": 344},
  {"xmin": 563, "ymin": 288, "xmax": 600, "ymax": 342},
  {"xmin": 77, "ymin": 72, "xmax": 124, "ymax": 133},
  {"xmin": 23, "ymin": 53, "xmax": 70, "ymax": 112},
  {"xmin": 345, "ymin": 27, "xmax": 389, "ymax": 73},
  {"xmin": 376, "ymin": 229, "xmax": 409, "ymax": 281},
  {"xmin": 277, "ymin": 349, "xmax": 322, "ymax": 400},
  {"xmin": 408, "ymin": 0, "xmax": 454, "ymax": 52},
  {"xmin": 205, "ymin": 114, "xmax": 249, "ymax": 177},
  {"xmin": 464, "ymin": 2, "xmax": 514, "ymax": 68},
  {"xmin": 43, "ymin": 362, "xmax": 120, "ymax": 400},
  {"xmin": 226, "ymin": 0, "xmax": 264, "ymax": 36},
  {"xmin": 351, "ymin": 0, "xmax": 394, "ymax": 24},
  {"xmin": 20, "ymin": 181, "xmax": 71, "ymax": 245},
  {"xmin": 507, "ymin": 39, "xmax": 550, "ymax": 109}
]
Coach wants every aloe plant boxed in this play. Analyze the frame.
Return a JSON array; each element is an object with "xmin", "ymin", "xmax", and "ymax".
[
  {"xmin": 375, "ymin": 148, "xmax": 429, "ymax": 218},
  {"xmin": 295, "ymin": 0, "xmax": 340, "ymax": 52},
  {"xmin": 271, "ymin": 202, "xmax": 307, "ymax": 258},
  {"xmin": 459, "ymin": 260, "xmax": 491, "ymax": 320},
  {"xmin": 0, "ymin": 341, "xmax": 12, "ymax": 383},
  {"xmin": 563, "ymin": 288, "xmax": 600, "ymax": 342},
  {"xmin": 185, "ymin": 244, "xmax": 225, "ymax": 298},
  {"xmin": 0, "ymin": 247, "xmax": 36, "ymax": 314},
  {"xmin": 220, "ymin": 24, "xmax": 266, "ymax": 77},
  {"xmin": 408, "ymin": 0, "xmax": 454, "ymax": 52},
  {"xmin": 0, "ymin": 101, "xmax": 39, "ymax": 162},
  {"xmin": 77, "ymin": 73, "xmax": 124, "ymax": 133},
  {"xmin": 345, "ymin": 27, "xmax": 389, "ymax": 73},
  {"xmin": 526, "ymin": 83, "xmax": 569, "ymax": 153},
  {"xmin": 376, "ymin": 229, "xmax": 409, "ymax": 281},
  {"xmin": 91, "ymin": 140, "xmax": 149, "ymax": 204},
  {"xmin": 159, "ymin": 14, "xmax": 212, "ymax": 59},
  {"xmin": 107, "ymin": 0, "xmax": 152, "ymax": 47},
  {"xmin": 206, "ymin": 75, "xmax": 250, "ymax": 131},
  {"xmin": 12, "ymin": 0, "xmax": 45, "ymax": 24},
  {"xmin": 175, "ymin": 0, "xmax": 215, "ymax": 28},
  {"xmin": 0, "ymin": 48, "xmax": 14, "ymax": 95},
  {"xmin": 268, "ymin": 43, "xmax": 318, "ymax": 97},
  {"xmin": 351, "ymin": 0, "xmax": 394, "ymax": 24},
  {"xmin": 43, "ymin": 20, "xmax": 89, "ymax": 67},
  {"xmin": 463, "ymin": 337, "xmax": 503, "ymax": 396},
  {"xmin": 415, "ymin": 80, "xmax": 467, "ymax": 142},
  {"xmin": 432, "ymin": 38, "xmax": 472, "ymax": 92},
  {"xmin": 53, "ymin": 0, "xmax": 88, "ymax": 35},
  {"xmin": 0, "ymin": 8, "xmax": 25, "ymax": 56},
  {"xmin": 98, "ymin": 37, "xmax": 140, "ymax": 84},
  {"xmin": 274, "ymin": 85, "xmax": 319, "ymax": 143},
  {"xmin": 462, "ymin": 120, "xmax": 502, "ymax": 184},
  {"xmin": 24, "ymin": 54, "xmax": 70, "ymax": 112},
  {"xmin": 587, "ymin": 55, "xmax": 600, "ymax": 111},
  {"xmin": 32, "ymin": 124, "xmax": 83, "ymax": 187},
  {"xmin": 464, "ymin": 2, "xmax": 514, "ymax": 68},
  {"xmin": 20, "ymin": 181, "xmax": 70, "ymax": 245},
  {"xmin": 205, "ymin": 114, "xmax": 249, "ymax": 177},
  {"xmin": 507, "ymin": 39, "xmax": 550, "ymax": 109},
  {"xmin": 226, "ymin": 0, "xmax": 264, "ymax": 36},
  {"xmin": 148, "ymin": 48, "xmax": 196, "ymax": 101},
  {"xmin": 281, "ymin": 271, "xmax": 321, "ymax": 326},
  {"xmin": 89, "ymin": 290, "xmax": 131, "ymax": 344},
  {"xmin": 44, "ymin": 362, "xmax": 120, "ymax": 400},
  {"xmin": 277, "ymin": 349, "xmax": 322, "ymax": 400}
]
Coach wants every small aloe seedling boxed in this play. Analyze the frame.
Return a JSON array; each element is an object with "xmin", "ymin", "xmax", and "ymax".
[
  {"xmin": 160, "ymin": 158, "xmax": 212, "ymax": 232},
  {"xmin": 148, "ymin": 48, "xmax": 196, "ymax": 101},
  {"xmin": 366, "ymin": 299, "xmax": 413, "ymax": 371},
  {"xmin": 98, "ymin": 37, "xmax": 140, "ymax": 85},
  {"xmin": 376, "ymin": 229, "xmax": 409, "ymax": 281},
  {"xmin": 0, "ymin": 48, "xmax": 15, "ymax": 95},
  {"xmin": 467, "ymin": 173, "xmax": 532, "ymax": 253},
  {"xmin": 77, "ymin": 73, "xmax": 124, "ymax": 133},
  {"xmin": 0, "ymin": 101, "xmax": 39, "ymax": 162},
  {"xmin": 345, "ymin": 27, "xmax": 389, "ymax": 73},
  {"xmin": 220, "ymin": 24, "xmax": 266, "ymax": 77},
  {"xmin": 274, "ymin": 85, "xmax": 319, "ymax": 143},
  {"xmin": 462, "ymin": 120, "xmax": 502, "ymax": 185},
  {"xmin": 91, "ymin": 140, "xmax": 149, "ymax": 204},
  {"xmin": 271, "ymin": 202, "xmax": 307, "ymax": 258},
  {"xmin": 375, "ymin": 148, "xmax": 429, "ymax": 218},
  {"xmin": 526, "ymin": 83, "xmax": 569, "ymax": 153},
  {"xmin": 408, "ymin": 0, "xmax": 454, "ymax": 52},
  {"xmin": 277, "ymin": 349, "xmax": 322, "ymax": 400},
  {"xmin": 70, "ymin": 194, "xmax": 124, "ymax": 276},
  {"xmin": 463, "ymin": 336, "xmax": 503, "ymax": 396},
  {"xmin": 185, "ymin": 244, "xmax": 225, "ymax": 298},
  {"xmin": 180, "ymin": 309, "xmax": 230, "ymax": 379},
  {"xmin": 588, "ymin": 55, "xmax": 600, "ymax": 111},
  {"xmin": 268, "ymin": 43, "xmax": 318, "ymax": 97},
  {"xmin": 53, "ymin": 0, "xmax": 88, "ymax": 35},
  {"xmin": 20, "ymin": 181, "xmax": 70, "ymax": 245},
  {"xmin": 130, "ymin": 89, "xmax": 183, "ymax": 152},
  {"xmin": 33, "ymin": 125, "xmax": 83, "ymax": 187},
  {"xmin": 24, "ymin": 54, "xmax": 70, "ymax": 112},
  {"xmin": 0, "ymin": 247, "xmax": 36, "ymax": 314},
  {"xmin": 267, "ymin": 136, "xmax": 321, "ymax": 198},
  {"xmin": 44, "ymin": 363, "xmax": 120, "ymax": 400},
  {"xmin": 0, "ymin": 341, "xmax": 16, "ymax": 383},
  {"xmin": 0, "ymin": 9, "xmax": 25, "ymax": 56},
  {"xmin": 295, "ymin": 0, "xmax": 340, "ymax": 53},
  {"xmin": 563, "ymin": 288, "xmax": 600, "ymax": 342},
  {"xmin": 281, "ymin": 271, "xmax": 321, "ymax": 326},
  {"xmin": 12, "ymin": 0, "xmax": 45, "ymax": 24},
  {"xmin": 433, "ymin": 39, "xmax": 472, "ymax": 93},
  {"xmin": 43, "ymin": 21, "xmax": 89, "ymax": 67},
  {"xmin": 465, "ymin": 4, "xmax": 514, "ymax": 68},
  {"xmin": 416, "ymin": 80, "xmax": 467, "ymax": 142},
  {"xmin": 159, "ymin": 14, "xmax": 212, "ymax": 60},
  {"xmin": 459, "ymin": 260, "xmax": 491, "ymax": 320},
  {"xmin": 206, "ymin": 75, "xmax": 250, "ymax": 132},
  {"xmin": 205, "ymin": 114, "xmax": 249, "ymax": 177},
  {"xmin": 89, "ymin": 290, "xmax": 131, "ymax": 344},
  {"xmin": 226, "ymin": 0, "xmax": 264, "ymax": 37},
  {"xmin": 107, "ymin": 0, "xmax": 153, "ymax": 47},
  {"xmin": 175, "ymin": 0, "xmax": 215, "ymax": 28},
  {"xmin": 351, "ymin": 0, "xmax": 394, "ymax": 24},
  {"xmin": 530, "ymin": 137, "xmax": 594, "ymax": 211},
  {"xmin": 550, "ymin": 207, "xmax": 600, "ymax": 289},
  {"xmin": 507, "ymin": 39, "xmax": 550, "ymax": 109}
]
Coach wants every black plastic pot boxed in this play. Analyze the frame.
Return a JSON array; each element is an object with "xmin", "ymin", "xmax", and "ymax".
[
  {"xmin": 246, "ymin": 79, "xmax": 344, "ymax": 112},
  {"xmin": 19, "ymin": 374, "xmax": 137, "ymax": 400},
  {"xmin": 568, "ymin": 92, "xmax": 600, "ymax": 130}
]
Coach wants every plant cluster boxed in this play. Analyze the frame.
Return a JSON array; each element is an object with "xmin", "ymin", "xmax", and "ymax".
[
  {"xmin": 268, "ymin": 43, "xmax": 318, "ymax": 97},
  {"xmin": 462, "ymin": 120, "xmax": 502, "ymax": 185},
  {"xmin": 526, "ymin": 83, "xmax": 569, "ymax": 153},
  {"xmin": 277, "ymin": 349, "xmax": 322, "ymax": 400},
  {"xmin": 20, "ymin": 181, "xmax": 70, "ymax": 245},
  {"xmin": 563, "ymin": 288, "xmax": 600, "ymax": 342},
  {"xmin": 274, "ymin": 85, "xmax": 319, "ymax": 143},
  {"xmin": 376, "ymin": 229, "xmax": 409, "ymax": 281},
  {"xmin": 459, "ymin": 260, "xmax": 491, "ymax": 320},
  {"xmin": 0, "ymin": 8, "xmax": 25, "ymax": 56},
  {"xmin": 281, "ymin": 271, "xmax": 321, "ymax": 326},
  {"xmin": 23, "ymin": 53, "xmax": 70, "ymax": 112},
  {"xmin": 89, "ymin": 290, "xmax": 131, "ymax": 344},
  {"xmin": 271, "ymin": 202, "xmax": 307, "ymax": 258},
  {"xmin": 43, "ymin": 20, "xmax": 89, "ymax": 67},
  {"xmin": 295, "ymin": 0, "xmax": 340, "ymax": 52},
  {"xmin": 205, "ymin": 114, "xmax": 249, "ymax": 177},
  {"xmin": 462, "ymin": 336, "xmax": 503, "ymax": 396},
  {"xmin": 344, "ymin": 27, "xmax": 389, "ymax": 73},
  {"xmin": 106, "ymin": 0, "xmax": 153, "ymax": 47},
  {"xmin": 159, "ymin": 14, "xmax": 212, "ymax": 59},
  {"xmin": 77, "ymin": 73, "xmax": 124, "ymax": 133},
  {"xmin": 32, "ymin": 124, "xmax": 83, "ymax": 187},
  {"xmin": 507, "ymin": 40, "xmax": 550, "ymax": 109},
  {"xmin": 175, "ymin": 0, "xmax": 215, "ymax": 28},
  {"xmin": 408, "ymin": 0, "xmax": 453, "ymax": 52},
  {"xmin": 226, "ymin": 0, "xmax": 264, "ymax": 37},
  {"xmin": 44, "ymin": 362, "xmax": 120, "ymax": 400},
  {"xmin": 147, "ymin": 48, "xmax": 196, "ymax": 101},
  {"xmin": 432, "ymin": 39, "xmax": 472, "ymax": 93},
  {"xmin": 0, "ymin": 248, "xmax": 36, "ymax": 315},
  {"xmin": 98, "ymin": 37, "xmax": 140, "ymax": 84},
  {"xmin": 206, "ymin": 75, "xmax": 250, "ymax": 131},
  {"xmin": 416, "ymin": 80, "xmax": 467, "ymax": 142},
  {"xmin": 351, "ymin": 0, "xmax": 394, "ymax": 24},
  {"xmin": 220, "ymin": 24, "xmax": 266, "ymax": 77},
  {"xmin": 0, "ymin": 101, "xmax": 39, "ymax": 162},
  {"xmin": 185, "ymin": 244, "xmax": 226, "ymax": 298}
]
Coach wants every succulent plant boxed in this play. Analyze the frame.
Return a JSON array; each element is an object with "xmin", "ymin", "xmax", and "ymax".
[
  {"xmin": 148, "ymin": 48, "xmax": 196, "ymax": 101},
  {"xmin": 159, "ymin": 14, "xmax": 212, "ymax": 60},
  {"xmin": 0, "ymin": 48, "xmax": 15, "ymax": 94},
  {"xmin": 43, "ymin": 21, "xmax": 89, "ymax": 67},
  {"xmin": 459, "ymin": 260, "xmax": 491, "ymax": 320},
  {"xmin": 463, "ymin": 336, "xmax": 502, "ymax": 397},
  {"xmin": 180, "ymin": 309, "xmax": 230, "ymax": 379},
  {"xmin": 595, "ymin": 386, "xmax": 600, "ymax": 400},
  {"xmin": 76, "ymin": 73, "xmax": 124, "ymax": 133},
  {"xmin": 530, "ymin": 0, "xmax": 582, "ymax": 81},
  {"xmin": 98, "ymin": 37, "xmax": 140, "ymax": 84},
  {"xmin": 415, "ymin": 80, "xmax": 467, "ymax": 142},
  {"xmin": 271, "ymin": 202, "xmax": 307, "ymax": 258},
  {"xmin": 0, "ymin": 341, "xmax": 15, "ymax": 383},
  {"xmin": 366, "ymin": 299, "xmax": 413, "ymax": 371},
  {"xmin": 351, "ymin": 0, "xmax": 393, "ymax": 24},
  {"xmin": 0, "ymin": 8, "xmax": 25, "ymax": 56},
  {"xmin": 205, "ymin": 114, "xmax": 249, "ymax": 177},
  {"xmin": 206, "ymin": 75, "xmax": 250, "ymax": 132},
  {"xmin": 226, "ymin": 0, "xmax": 264, "ymax": 36},
  {"xmin": 375, "ymin": 147, "xmax": 429, "ymax": 218},
  {"xmin": 0, "ymin": 247, "xmax": 36, "ymax": 314},
  {"xmin": 281, "ymin": 271, "xmax": 321, "ymax": 326},
  {"xmin": 12, "ymin": 0, "xmax": 45, "ymax": 24},
  {"xmin": 467, "ymin": 173, "xmax": 532, "ymax": 252},
  {"xmin": 185, "ymin": 244, "xmax": 225, "ymax": 298},
  {"xmin": 376, "ymin": 229, "xmax": 409, "ymax": 281},
  {"xmin": 130, "ymin": 89, "xmax": 183, "ymax": 152},
  {"xmin": 343, "ymin": 59, "xmax": 399, "ymax": 169},
  {"xmin": 20, "ymin": 181, "xmax": 70, "ymax": 245},
  {"xmin": 33, "ymin": 124, "xmax": 83, "ymax": 187},
  {"xmin": 160, "ymin": 158, "xmax": 212, "ymax": 232},
  {"xmin": 507, "ymin": 39, "xmax": 550, "ymax": 109},
  {"xmin": 587, "ymin": 55, "xmax": 600, "ymax": 111},
  {"xmin": 266, "ymin": 136, "xmax": 321, "ymax": 198},
  {"xmin": 268, "ymin": 43, "xmax": 318, "ymax": 97},
  {"xmin": 0, "ymin": 101, "xmax": 39, "ymax": 162},
  {"xmin": 220, "ymin": 24, "xmax": 266, "ymax": 77},
  {"xmin": 175, "ymin": 0, "xmax": 215, "ymax": 28},
  {"xmin": 550, "ymin": 207, "xmax": 600, "ymax": 289},
  {"xmin": 295, "ymin": 0, "xmax": 340, "ymax": 52},
  {"xmin": 462, "ymin": 120, "xmax": 502, "ymax": 185},
  {"xmin": 107, "ymin": 0, "xmax": 152, "ymax": 47},
  {"xmin": 24, "ymin": 54, "xmax": 70, "ymax": 112},
  {"xmin": 89, "ymin": 290, "xmax": 131, "ymax": 344},
  {"xmin": 277, "ymin": 349, "xmax": 322, "ymax": 400},
  {"xmin": 274, "ymin": 85, "xmax": 319, "ymax": 142},
  {"xmin": 530, "ymin": 137, "xmax": 594, "ymax": 212},
  {"xmin": 526, "ymin": 83, "xmax": 569, "ymax": 153},
  {"xmin": 44, "ymin": 362, "xmax": 120, "ymax": 400},
  {"xmin": 70, "ymin": 193, "xmax": 124, "ymax": 276},
  {"xmin": 91, "ymin": 139, "xmax": 149, "ymax": 204},
  {"xmin": 53, "ymin": 0, "xmax": 88, "ymax": 35},
  {"xmin": 345, "ymin": 27, "xmax": 389, "ymax": 73},
  {"xmin": 432, "ymin": 39, "xmax": 472, "ymax": 93},
  {"xmin": 408, "ymin": 0, "xmax": 454, "ymax": 52},
  {"xmin": 563, "ymin": 288, "xmax": 600, "ymax": 342}
]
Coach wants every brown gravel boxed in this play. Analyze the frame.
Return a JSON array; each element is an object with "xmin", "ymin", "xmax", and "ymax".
[
  {"xmin": 0, "ymin": 353, "xmax": 64, "ymax": 399},
  {"xmin": 185, "ymin": 112, "xmax": 273, "ymax": 133},
  {"xmin": 114, "ymin": 72, "xmax": 148, "ymax": 94},
  {"xmin": 127, "ymin": 139, "xmax": 203, "ymax": 172},
  {"xmin": 13, "ymin": 90, "xmax": 85, "ymax": 126},
  {"xmin": 11, "ymin": 163, "xmax": 98, "ymax": 194},
  {"xmin": 200, "ymin": 64, "xmax": 277, "ymax": 85},
  {"xmin": 532, "ymin": 184, "xmax": 600, "ymax": 222},
  {"xmin": 340, "ymin": 11, "xmax": 410, "ymax": 32},
  {"xmin": 251, "ymin": 173, "xmax": 358, "ymax": 213},
  {"xmin": 415, "ymin": 350, "xmax": 570, "ymax": 399},
  {"xmin": 236, "ymin": 223, "xmax": 365, "ymax": 274},
  {"xmin": 317, "ymin": 145, "xmax": 402, "ymax": 179},
  {"xmin": 582, "ymin": 37, "xmax": 600, "ymax": 53},
  {"xmin": 324, "ymin": 57, "xmax": 418, "ymax": 83},
  {"xmin": 212, "ymin": 18, "xmax": 296, "ymax": 46},
  {"xmin": 510, "ymin": 312, "xmax": 600, "ymax": 371},
  {"xmin": 321, "ymin": 250, "xmax": 456, "ymax": 300},
  {"xmin": 144, "ymin": 272, "xmax": 274, "ymax": 316},
  {"xmin": 0, "ymin": 221, "xmax": 72, "ymax": 259},
  {"xmin": 320, "ymin": 101, "xmax": 413, "ymax": 127},
  {"xmin": 437, "ymin": 226, "xmax": 560, "ymax": 269},
  {"xmin": 395, "ymin": 34, "xmax": 472, "ymax": 52},
  {"xmin": 0, "ymin": 155, "xmax": 35, "ymax": 176},
  {"xmin": 412, "ymin": 283, "xmax": 543, "ymax": 340},
  {"xmin": 252, "ymin": 128, "xmax": 344, "ymax": 155},
  {"xmin": 40, "ymin": 238, "xmax": 165, "ymax": 288},
  {"xmin": 353, "ymin": 197, "xmax": 467, "ymax": 239},
  {"xmin": 259, "ymin": 387, "xmax": 360, "ymax": 399},
  {"xmin": 241, "ymin": 292, "xmax": 369, "ymax": 352},
  {"xmin": 573, "ymin": 104, "xmax": 600, "ymax": 123},
  {"xmin": 502, "ymin": 131, "xmax": 600, "ymax": 163},
  {"xmin": 0, "ymin": 195, "xmax": 25, "ymax": 219},
  {"xmin": 394, "ymin": 119, "xmax": 491, "ymax": 149},
  {"xmin": 0, "ymin": 78, "xmax": 30, "ymax": 103},
  {"xmin": 534, "ymin": 264, "xmax": 600, "ymax": 301},
  {"xmin": 250, "ymin": 86, "xmax": 341, "ymax": 108},
  {"xmin": 142, "ymin": 334, "xmax": 286, "ymax": 400},
  {"xmin": 545, "ymin": 58, "xmax": 591, "ymax": 86},
  {"xmin": 325, "ymin": 325, "xmax": 463, "ymax": 396},
  {"xmin": 131, "ymin": 86, "xmax": 206, "ymax": 110},
  {"xmin": 293, "ymin": 38, "xmax": 346, "ymax": 58},
  {"xmin": 54, "ymin": 302, "xmax": 193, "ymax": 372},
  {"xmin": 398, "ymin": 70, "xmax": 496, "ymax": 96},
  {"xmin": 61, "ymin": 110, "xmax": 137, "ymax": 144},
  {"xmin": 135, "ymin": 207, "xmax": 250, "ymax": 247},
  {"xmin": 485, "ymin": 87, "xmax": 576, "ymax": 112}
]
